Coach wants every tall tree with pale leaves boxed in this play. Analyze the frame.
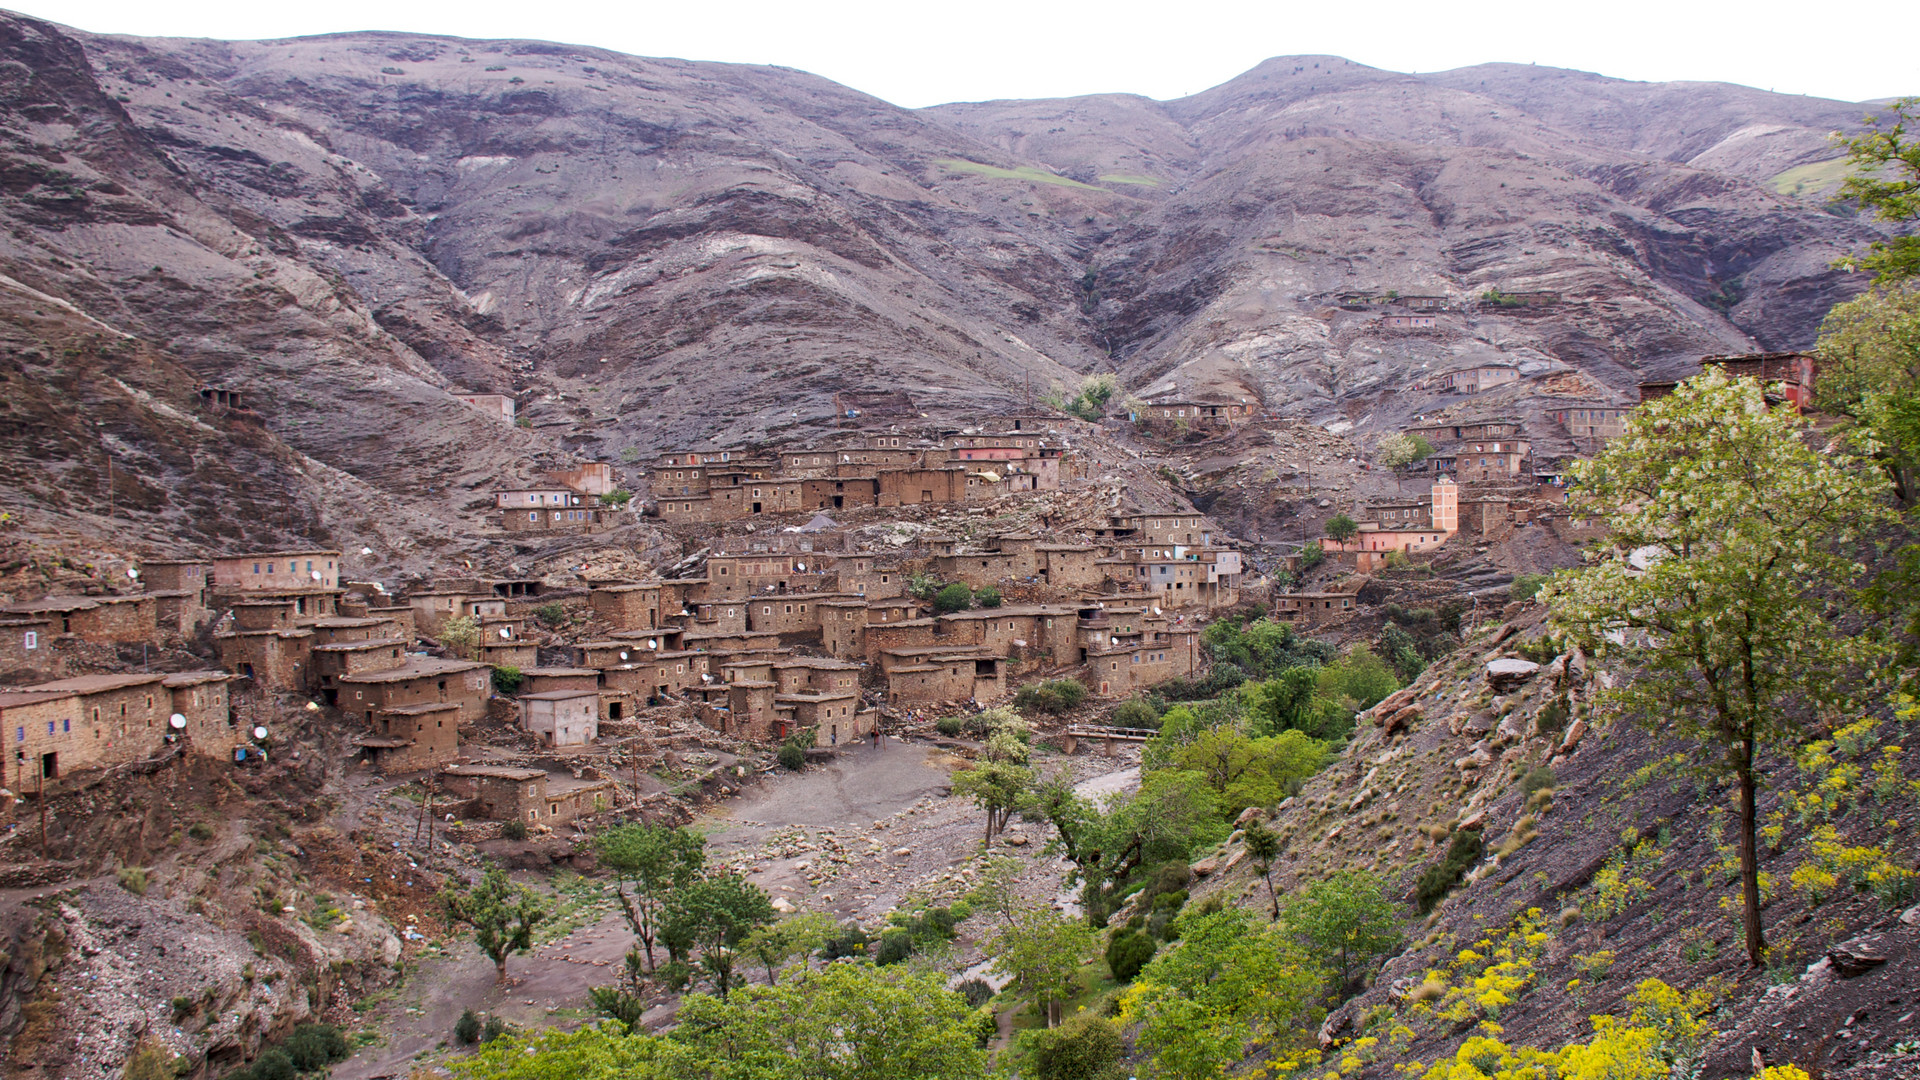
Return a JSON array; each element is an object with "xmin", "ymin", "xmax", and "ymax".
[{"xmin": 1544, "ymin": 369, "xmax": 1890, "ymax": 967}]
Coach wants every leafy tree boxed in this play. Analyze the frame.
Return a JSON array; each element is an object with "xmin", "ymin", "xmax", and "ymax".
[
  {"xmin": 1509, "ymin": 573, "xmax": 1550, "ymax": 602},
  {"xmin": 1375, "ymin": 433, "xmax": 1420, "ymax": 467},
  {"xmin": 1029, "ymin": 769, "xmax": 1229, "ymax": 920},
  {"xmin": 976, "ymin": 585, "xmax": 1002, "ymax": 608},
  {"xmin": 1248, "ymin": 667, "xmax": 1318, "ymax": 737},
  {"xmin": 594, "ymin": 824, "xmax": 706, "ymax": 973},
  {"xmin": 1281, "ymin": 870, "xmax": 1401, "ymax": 996},
  {"xmin": 599, "ymin": 489, "xmax": 634, "ymax": 507},
  {"xmin": 1112, "ymin": 698, "xmax": 1159, "ymax": 729},
  {"xmin": 1242, "ymin": 820, "xmax": 1281, "ymax": 918},
  {"xmin": 665, "ymin": 964, "xmax": 991, "ymax": 1079},
  {"xmin": 1323, "ymin": 514, "xmax": 1358, "ymax": 544},
  {"xmin": 988, "ymin": 905, "xmax": 1099, "ymax": 1027},
  {"xmin": 740, "ymin": 911, "xmax": 837, "ymax": 985},
  {"xmin": 439, "ymin": 615, "xmax": 481, "ymax": 659},
  {"xmin": 122, "ymin": 1039, "xmax": 182, "ymax": 1080},
  {"xmin": 1027, "ymin": 1012, "xmax": 1124, "ymax": 1080},
  {"xmin": 663, "ymin": 872, "xmax": 776, "ymax": 997},
  {"xmin": 1544, "ymin": 370, "xmax": 1890, "ymax": 967},
  {"xmin": 491, "ymin": 665, "xmax": 524, "ymax": 695},
  {"xmin": 1834, "ymin": 97, "xmax": 1920, "ymax": 283},
  {"xmin": 934, "ymin": 583, "xmax": 973, "ymax": 613},
  {"xmin": 1120, "ymin": 908, "xmax": 1325, "ymax": 1080},
  {"xmin": 533, "ymin": 602, "xmax": 570, "ymax": 627},
  {"xmin": 1298, "ymin": 541, "xmax": 1324, "ymax": 570},
  {"xmin": 951, "ymin": 757, "xmax": 1033, "ymax": 843},
  {"xmin": 1104, "ymin": 929, "xmax": 1157, "ymax": 982},
  {"xmin": 450, "ymin": 1023, "xmax": 664, "ymax": 1080},
  {"xmin": 1407, "ymin": 433, "xmax": 1435, "ymax": 461},
  {"xmin": 440, "ymin": 865, "xmax": 549, "ymax": 984},
  {"xmin": 1160, "ymin": 726, "xmax": 1326, "ymax": 818}
]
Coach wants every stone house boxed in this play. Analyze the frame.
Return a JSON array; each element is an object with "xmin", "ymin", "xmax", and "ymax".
[
  {"xmin": 520, "ymin": 667, "xmax": 600, "ymax": 694},
  {"xmin": 881, "ymin": 647, "xmax": 1005, "ymax": 703},
  {"xmin": 0, "ymin": 594, "xmax": 157, "ymax": 644},
  {"xmin": 310, "ymin": 639, "xmax": 412, "ymax": 700},
  {"xmin": 1395, "ymin": 295, "xmax": 1448, "ymax": 310},
  {"xmin": 454, "ymin": 392, "xmax": 516, "ymax": 420},
  {"xmin": 1550, "ymin": 405, "xmax": 1626, "ymax": 441},
  {"xmin": 802, "ymin": 476, "xmax": 879, "ymax": 511},
  {"xmin": 1639, "ymin": 352, "xmax": 1817, "ymax": 412},
  {"xmin": 215, "ymin": 627, "xmax": 313, "ymax": 692},
  {"xmin": 590, "ymin": 583, "xmax": 665, "ymax": 630},
  {"xmin": 1276, "ymin": 591, "xmax": 1358, "ymax": 626},
  {"xmin": 0, "ymin": 616, "xmax": 56, "ymax": 677},
  {"xmin": 1382, "ymin": 314, "xmax": 1437, "ymax": 329},
  {"xmin": 832, "ymin": 556, "xmax": 904, "ymax": 599},
  {"xmin": 442, "ymin": 765, "xmax": 614, "ymax": 826},
  {"xmin": 212, "ymin": 552, "xmax": 341, "ymax": 594},
  {"xmin": 936, "ymin": 606, "xmax": 1080, "ymax": 663},
  {"xmin": 518, "ymin": 690, "xmax": 600, "ymax": 747},
  {"xmin": 875, "ymin": 465, "xmax": 972, "ymax": 507},
  {"xmin": 819, "ymin": 600, "xmax": 869, "ymax": 658},
  {"xmin": 336, "ymin": 658, "xmax": 489, "ymax": 727},
  {"xmin": 354, "ymin": 702, "xmax": 460, "ymax": 773},
  {"xmin": 1428, "ymin": 439, "xmax": 1530, "ymax": 483},
  {"xmin": 1136, "ymin": 399, "xmax": 1258, "ymax": 428},
  {"xmin": 163, "ymin": 671, "xmax": 236, "ymax": 760},
  {"xmin": 546, "ymin": 462, "xmax": 614, "ymax": 496},
  {"xmin": 2, "ymin": 673, "xmax": 180, "ymax": 784}
]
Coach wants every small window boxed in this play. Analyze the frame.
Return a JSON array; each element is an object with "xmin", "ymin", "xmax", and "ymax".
[{"xmin": 23, "ymin": 631, "xmax": 36, "ymax": 650}]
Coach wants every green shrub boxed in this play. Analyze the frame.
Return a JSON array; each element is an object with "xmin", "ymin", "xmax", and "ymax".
[
  {"xmin": 1510, "ymin": 573, "xmax": 1549, "ymax": 602},
  {"xmin": 908, "ymin": 572, "xmax": 942, "ymax": 600},
  {"xmin": 283, "ymin": 1024, "xmax": 348, "ymax": 1071},
  {"xmin": 1299, "ymin": 541, "xmax": 1324, "ymax": 570},
  {"xmin": 1112, "ymin": 699, "xmax": 1159, "ymax": 729},
  {"xmin": 117, "ymin": 866, "xmax": 148, "ymax": 895},
  {"xmin": 1029, "ymin": 1012, "xmax": 1124, "ymax": 1080},
  {"xmin": 955, "ymin": 977, "xmax": 994, "ymax": 1008},
  {"xmin": 934, "ymin": 583, "xmax": 974, "ymax": 613},
  {"xmin": 1414, "ymin": 829, "xmax": 1485, "ymax": 913},
  {"xmin": 873, "ymin": 929, "xmax": 914, "ymax": 966},
  {"xmin": 533, "ymin": 602, "xmax": 569, "ymax": 626},
  {"xmin": 502, "ymin": 819, "xmax": 528, "ymax": 841},
  {"xmin": 1520, "ymin": 766, "xmax": 1557, "ymax": 795},
  {"xmin": 188, "ymin": 822, "xmax": 215, "ymax": 841},
  {"xmin": 490, "ymin": 665, "xmax": 524, "ymax": 695},
  {"xmin": 976, "ymin": 585, "xmax": 1002, "ymax": 608},
  {"xmin": 822, "ymin": 924, "xmax": 871, "ymax": 959},
  {"xmin": 778, "ymin": 742, "xmax": 807, "ymax": 771},
  {"xmin": 936, "ymin": 715, "xmax": 965, "ymax": 737},
  {"xmin": 1014, "ymin": 679, "xmax": 1088, "ymax": 715},
  {"xmin": 1104, "ymin": 930, "xmax": 1156, "ymax": 982},
  {"xmin": 454, "ymin": 1008, "xmax": 482, "ymax": 1045},
  {"xmin": 482, "ymin": 1015, "xmax": 508, "ymax": 1043}
]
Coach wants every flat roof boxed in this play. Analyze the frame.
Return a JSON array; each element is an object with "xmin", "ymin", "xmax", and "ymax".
[
  {"xmin": 311, "ymin": 638, "xmax": 410, "ymax": 653},
  {"xmin": 776, "ymin": 691, "xmax": 858, "ymax": 703},
  {"xmin": 381, "ymin": 701, "xmax": 461, "ymax": 715},
  {"xmin": 162, "ymin": 671, "xmax": 234, "ymax": 687},
  {"xmin": 217, "ymin": 550, "xmax": 341, "ymax": 559},
  {"xmin": 21, "ymin": 673, "xmax": 168, "ymax": 693},
  {"xmin": 0, "ymin": 690, "xmax": 76, "ymax": 707},
  {"xmin": 521, "ymin": 667, "xmax": 599, "ymax": 677},
  {"xmin": 518, "ymin": 690, "xmax": 600, "ymax": 701},
  {"xmin": 308, "ymin": 617, "xmax": 391, "ymax": 628},
  {"xmin": 444, "ymin": 764, "xmax": 544, "ymax": 781},
  {"xmin": 337, "ymin": 658, "xmax": 484, "ymax": 684},
  {"xmin": 1, "ymin": 596, "xmax": 99, "ymax": 613}
]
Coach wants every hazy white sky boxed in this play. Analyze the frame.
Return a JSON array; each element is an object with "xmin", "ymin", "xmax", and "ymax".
[{"xmin": 19, "ymin": 0, "xmax": 1917, "ymax": 108}]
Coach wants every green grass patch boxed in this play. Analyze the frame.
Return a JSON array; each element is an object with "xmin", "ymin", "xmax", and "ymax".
[
  {"xmin": 1097, "ymin": 173, "xmax": 1163, "ymax": 187},
  {"xmin": 1002, "ymin": 961, "xmax": 1119, "ymax": 1032},
  {"xmin": 1770, "ymin": 158, "xmax": 1854, "ymax": 198},
  {"xmin": 935, "ymin": 159, "xmax": 1099, "ymax": 189}
]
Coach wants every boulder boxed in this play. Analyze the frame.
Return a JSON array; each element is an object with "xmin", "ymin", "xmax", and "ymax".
[
  {"xmin": 1827, "ymin": 935, "xmax": 1893, "ymax": 978},
  {"xmin": 771, "ymin": 897, "xmax": 798, "ymax": 914},
  {"xmin": 1383, "ymin": 704, "xmax": 1422, "ymax": 736},
  {"xmin": 1560, "ymin": 719, "xmax": 1588, "ymax": 755},
  {"xmin": 1190, "ymin": 857, "xmax": 1219, "ymax": 878},
  {"xmin": 1234, "ymin": 805, "xmax": 1268, "ymax": 827},
  {"xmin": 1485, "ymin": 658, "xmax": 1541, "ymax": 691}
]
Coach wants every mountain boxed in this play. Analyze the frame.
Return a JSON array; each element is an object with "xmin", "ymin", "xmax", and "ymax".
[{"xmin": 0, "ymin": 12, "xmax": 1899, "ymax": 565}]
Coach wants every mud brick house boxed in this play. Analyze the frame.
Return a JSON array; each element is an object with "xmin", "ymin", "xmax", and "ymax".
[
  {"xmin": 936, "ymin": 605, "xmax": 1081, "ymax": 662},
  {"xmin": 722, "ymin": 679, "xmax": 780, "ymax": 739},
  {"xmin": 518, "ymin": 690, "xmax": 599, "ymax": 748},
  {"xmin": 336, "ymin": 658, "xmax": 489, "ymax": 727},
  {"xmin": 212, "ymin": 551, "xmax": 342, "ymax": 594},
  {"xmin": 930, "ymin": 544, "xmax": 1019, "ymax": 588},
  {"xmin": 215, "ymin": 627, "xmax": 313, "ymax": 691},
  {"xmin": 454, "ymin": 392, "xmax": 516, "ymax": 420},
  {"xmin": 442, "ymin": 765, "xmax": 614, "ymax": 826},
  {"xmin": 547, "ymin": 462, "xmax": 614, "ymax": 496},
  {"xmin": 308, "ymin": 616, "xmax": 400, "ymax": 647},
  {"xmin": 1443, "ymin": 366, "xmax": 1520, "ymax": 394},
  {"xmin": 590, "ymin": 583, "xmax": 666, "ymax": 630},
  {"xmin": 876, "ymin": 465, "xmax": 974, "ymax": 507},
  {"xmin": 310, "ymin": 639, "xmax": 412, "ymax": 699},
  {"xmin": 1460, "ymin": 496, "xmax": 1516, "ymax": 536},
  {"xmin": 2, "ymin": 673, "xmax": 171, "ymax": 784},
  {"xmin": 353, "ymin": 702, "xmax": 460, "ymax": 773},
  {"xmin": 1551, "ymin": 405, "xmax": 1627, "ymax": 441},
  {"xmin": 1428, "ymin": 438, "xmax": 1530, "ymax": 483},
  {"xmin": 1099, "ymin": 512, "xmax": 1216, "ymax": 547},
  {"xmin": 1276, "ymin": 591, "xmax": 1358, "ymax": 626},
  {"xmin": 475, "ymin": 634, "xmax": 537, "ymax": 670},
  {"xmin": 141, "ymin": 559, "xmax": 211, "ymax": 599},
  {"xmin": 802, "ymin": 476, "xmax": 880, "ymax": 510},
  {"xmin": 499, "ymin": 488, "xmax": 609, "ymax": 532},
  {"xmin": 679, "ymin": 601, "xmax": 747, "ymax": 635},
  {"xmin": 820, "ymin": 600, "xmax": 870, "ymax": 658},
  {"xmin": 0, "ymin": 616, "xmax": 55, "ymax": 677},
  {"xmin": 879, "ymin": 646, "xmax": 1005, "ymax": 703},
  {"xmin": 1035, "ymin": 544, "xmax": 1102, "ymax": 589},
  {"xmin": 520, "ymin": 667, "xmax": 600, "ymax": 694},
  {"xmin": 163, "ymin": 671, "xmax": 237, "ymax": 759},
  {"xmin": 405, "ymin": 588, "xmax": 482, "ymax": 638},
  {"xmin": 706, "ymin": 552, "xmax": 837, "ymax": 600},
  {"xmin": 1406, "ymin": 419, "xmax": 1524, "ymax": 444},
  {"xmin": 1638, "ymin": 352, "xmax": 1817, "ymax": 412},
  {"xmin": 1361, "ymin": 499, "xmax": 1432, "ymax": 527},
  {"xmin": 143, "ymin": 560, "xmax": 212, "ymax": 632},
  {"xmin": 1381, "ymin": 314, "xmax": 1437, "ymax": 329},
  {"xmin": 834, "ymin": 556, "xmax": 905, "ymax": 599},
  {"xmin": 1136, "ymin": 398, "xmax": 1258, "ymax": 429},
  {"xmin": 0, "ymin": 594, "xmax": 157, "ymax": 644},
  {"xmin": 746, "ymin": 592, "xmax": 853, "ymax": 638}
]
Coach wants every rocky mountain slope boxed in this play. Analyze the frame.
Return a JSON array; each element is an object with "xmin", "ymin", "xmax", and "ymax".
[{"xmin": 0, "ymin": 11, "xmax": 1902, "ymax": 565}]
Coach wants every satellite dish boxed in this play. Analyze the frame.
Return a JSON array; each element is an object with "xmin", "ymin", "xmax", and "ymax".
[
  {"xmin": 169, "ymin": 713, "xmax": 186, "ymax": 730},
  {"xmin": 647, "ymin": 639, "xmax": 658, "ymax": 650},
  {"xmin": 795, "ymin": 562, "xmax": 806, "ymax": 572},
  {"xmin": 360, "ymin": 547, "xmax": 373, "ymax": 555},
  {"xmin": 619, "ymin": 651, "xmax": 630, "ymax": 661},
  {"xmin": 252, "ymin": 726, "xmax": 269, "ymax": 740},
  {"xmin": 498, "ymin": 627, "xmax": 511, "ymax": 639},
  {"xmin": 128, "ymin": 567, "xmax": 140, "ymax": 579},
  {"xmin": 1111, "ymin": 636, "xmax": 1120, "ymax": 645},
  {"xmin": 310, "ymin": 570, "xmax": 322, "ymax": 582},
  {"xmin": 1153, "ymin": 606, "xmax": 1162, "ymax": 615},
  {"xmin": 701, "ymin": 673, "xmax": 712, "ymax": 683}
]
